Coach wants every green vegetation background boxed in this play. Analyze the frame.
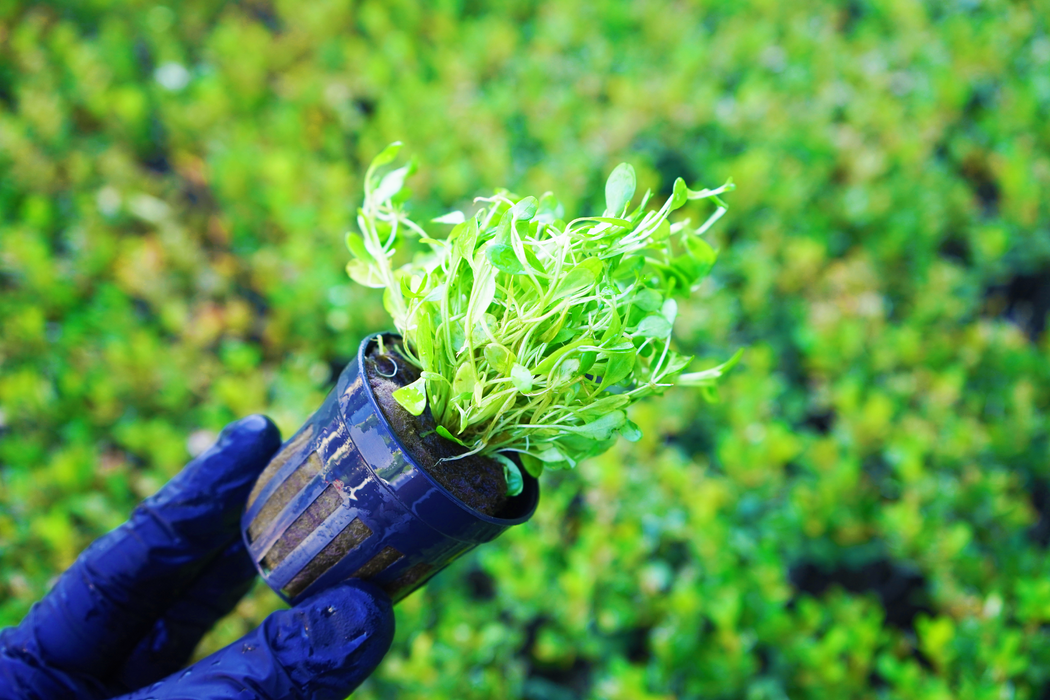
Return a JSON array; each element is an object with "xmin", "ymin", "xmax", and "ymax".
[{"xmin": 2, "ymin": 1, "xmax": 1049, "ymax": 697}]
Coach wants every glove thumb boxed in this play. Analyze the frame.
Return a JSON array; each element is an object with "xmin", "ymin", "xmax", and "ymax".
[{"xmin": 120, "ymin": 580, "xmax": 394, "ymax": 700}]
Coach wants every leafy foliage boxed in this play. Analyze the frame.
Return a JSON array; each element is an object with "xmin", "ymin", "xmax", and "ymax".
[
  {"xmin": 1, "ymin": 2, "xmax": 1049, "ymax": 699},
  {"xmin": 348, "ymin": 144, "xmax": 738, "ymax": 489}
]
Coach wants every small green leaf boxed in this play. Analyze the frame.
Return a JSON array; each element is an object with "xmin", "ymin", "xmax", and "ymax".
[
  {"xmin": 454, "ymin": 217, "xmax": 479, "ymax": 259},
  {"xmin": 471, "ymin": 312, "xmax": 498, "ymax": 343},
  {"xmin": 533, "ymin": 445, "xmax": 568, "ymax": 463},
  {"xmin": 670, "ymin": 177, "xmax": 688, "ymax": 209},
  {"xmin": 493, "ymin": 454, "xmax": 523, "ymax": 496},
  {"xmin": 392, "ymin": 376, "xmax": 427, "ymax": 416},
  {"xmin": 435, "ymin": 424, "xmax": 467, "ymax": 446},
  {"xmin": 344, "ymin": 232, "xmax": 374, "ymax": 262},
  {"xmin": 511, "ymin": 363, "xmax": 533, "ymax": 392},
  {"xmin": 468, "ymin": 390, "xmax": 514, "ymax": 426},
  {"xmin": 661, "ymin": 299, "xmax": 678, "ymax": 325},
  {"xmin": 412, "ymin": 308, "xmax": 435, "ymax": 370},
  {"xmin": 520, "ymin": 453, "xmax": 544, "ymax": 478},
  {"xmin": 686, "ymin": 177, "xmax": 736, "ymax": 203},
  {"xmin": 620, "ymin": 419, "xmax": 642, "ymax": 442},
  {"xmin": 346, "ymin": 259, "xmax": 385, "ymax": 288},
  {"xmin": 373, "ymin": 163, "xmax": 411, "ymax": 203},
  {"xmin": 484, "ymin": 343, "xmax": 516, "ymax": 373},
  {"xmin": 632, "ymin": 288, "xmax": 663, "ymax": 312},
  {"xmin": 469, "ymin": 267, "xmax": 497, "ymax": 332},
  {"xmin": 369, "ymin": 142, "xmax": 402, "ymax": 169},
  {"xmin": 598, "ymin": 349, "xmax": 636, "ymax": 390},
  {"xmin": 576, "ymin": 394, "xmax": 630, "ymax": 420},
  {"xmin": 511, "ymin": 196, "xmax": 538, "ymax": 221},
  {"xmin": 677, "ymin": 348, "xmax": 744, "ymax": 387},
  {"xmin": 448, "ymin": 220, "xmax": 466, "ymax": 241},
  {"xmin": 578, "ymin": 350, "xmax": 597, "ymax": 375},
  {"xmin": 570, "ymin": 410, "xmax": 626, "ymax": 440},
  {"xmin": 533, "ymin": 335, "xmax": 592, "ymax": 375},
  {"xmin": 522, "ymin": 244, "xmax": 546, "ymax": 273},
  {"xmin": 552, "ymin": 358, "xmax": 581, "ymax": 385},
  {"xmin": 421, "ymin": 370, "xmax": 451, "ymax": 386},
  {"xmin": 449, "ymin": 319, "xmax": 466, "ymax": 353},
  {"xmin": 650, "ymin": 218, "xmax": 671, "ymax": 242},
  {"xmin": 663, "ymin": 352, "xmax": 691, "ymax": 375},
  {"xmin": 493, "ymin": 209, "xmax": 513, "ymax": 243},
  {"xmin": 668, "ymin": 257, "xmax": 702, "ymax": 290},
  {"xmin": 399, "ymin": 273, "xmax": 426, "ymax": 299},
  {"xmin": 601, "ymin": 305, "xmax": 622, "ymax": 343},
  {"xmin": 559, "ymin": 433, "xmax": 613, "ymax": 461},
  {"xmin": 635, "ymin": 313, "xmax": 672, "ymax": 338},
  {"xmin": 611, "ymin": 254, "xmax": 645, "ymax": 284},
  {"xmin": 509, "ymin": 222, "xmax": 536, "ymax": 274},
  {"xmin": 551, "ymin": 258, "xmax": 602, "ymax": 300},
  {"xmin": 550, "ymin": 327, "xmax": 576, "ymax": 345},
  {"xmin": 605, "ymin": 163, "xmax": 636, "ymax": 216},
  {"xmin": 432, "ymin": 211, "xmax": 465, "ymax": 224},
  {"xmin": 521, "ymin": 446, "xmax": 570, "ymax": 475},
  {"xmin": 487, "ymin": 243, "xmax": 525, "ymax": 274},
  {"xmin": 684, "ymin": 234, "xmax": 718, "ymax": 272},
  {"xmin": 536, "ymin": 193, "xmax": 564, "ymax": 224},
  {"xmin": 452, "ymin": 362, "xmax": 477, "ymax": 396}
]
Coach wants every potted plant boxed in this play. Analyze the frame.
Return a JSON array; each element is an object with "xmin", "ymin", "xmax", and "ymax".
[{"xmin": 241, "ymin": 143, "xmax": 740, "ymax": 604}]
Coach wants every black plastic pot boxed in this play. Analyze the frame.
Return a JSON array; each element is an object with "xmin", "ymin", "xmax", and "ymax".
[{"xmin": 241, "ymin": 333, "xmax": 539, "ymax": 605}]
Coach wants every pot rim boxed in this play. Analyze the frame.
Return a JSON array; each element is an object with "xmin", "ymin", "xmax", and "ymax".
[{"xmin": 356, "ymin": 331, "xmax": 539, "ymax": 526}]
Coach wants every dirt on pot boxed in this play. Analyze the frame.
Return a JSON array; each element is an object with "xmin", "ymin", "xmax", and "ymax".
[{"xmin": 366, "ymin": 340, "xmax": 509, "ymax": 517}]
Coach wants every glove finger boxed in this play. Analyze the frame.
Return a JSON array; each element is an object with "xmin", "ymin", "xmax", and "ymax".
[
  {"xmin": 113, "ymin": 536, "xmax": 259, "ymax": 691},
  {"xmin": 117, "ymin": 580, "xmax": 395, "ymax": 700},
  {"xmin": 0, "ymin": 634, "xmax": 108, "ymax": 700},
  {"xmin": 12, "ymin": 415, "xmax": 281, "ymax": 682}
]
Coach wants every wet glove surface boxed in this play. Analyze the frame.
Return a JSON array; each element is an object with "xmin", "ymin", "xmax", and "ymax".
[{"xmin": 0, "ymin": 415, "xmax": 395, "ymax": 700}]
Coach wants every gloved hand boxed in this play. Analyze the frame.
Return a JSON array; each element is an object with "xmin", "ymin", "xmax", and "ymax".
[{"xmin": 0, "ymin": 415, "xmax": 395, "ymax": 700}]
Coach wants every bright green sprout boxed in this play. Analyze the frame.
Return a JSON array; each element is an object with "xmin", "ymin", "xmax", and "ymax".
[{"xmin": 346, "ymin": 142, "xmax": 741, "ymax": 495}]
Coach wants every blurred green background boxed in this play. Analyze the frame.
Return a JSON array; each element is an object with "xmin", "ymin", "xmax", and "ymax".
[{"xmin": 2, "ymin": 0, "xmax": 1049, "ymax": 697}]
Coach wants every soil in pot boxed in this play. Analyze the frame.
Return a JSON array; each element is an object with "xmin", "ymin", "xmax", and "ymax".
[{"xmin": 366, "ymin": 339, "xmax": 509, "ymax": 517}]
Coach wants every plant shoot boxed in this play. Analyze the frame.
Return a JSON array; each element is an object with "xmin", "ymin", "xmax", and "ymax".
[{"xmin": 346, "ymin": 143, "xmax": 740, "ymax": 494}]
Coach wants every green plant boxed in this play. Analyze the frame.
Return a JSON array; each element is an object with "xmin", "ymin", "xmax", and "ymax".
[
  {"xmin": 6, "ymin": 3, "xmax": 1047, "ymax": 697},
  {"xmin": 346, "ymin": 143, "xmax": 740, "ymax": 494}
]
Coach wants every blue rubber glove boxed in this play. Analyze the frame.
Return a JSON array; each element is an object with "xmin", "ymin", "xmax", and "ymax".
[{"xmin": 0, "ymin": 415, "xmax": 395, "ymax": 700}]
